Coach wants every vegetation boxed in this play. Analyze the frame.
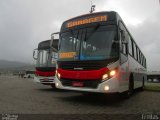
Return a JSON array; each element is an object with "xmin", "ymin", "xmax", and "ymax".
[{"xmin": 144, "ymin": 83, "xmax": 160, "ymax": 91}]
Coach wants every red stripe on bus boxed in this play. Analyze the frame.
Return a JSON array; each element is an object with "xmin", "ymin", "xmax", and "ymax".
[
  {"xmin": 35, "ymin": 70, "xmax": 55, "ymax": 76},
  {"xmin": 57, "ymin": 67, "xmax": 109, "ymax": 80}
]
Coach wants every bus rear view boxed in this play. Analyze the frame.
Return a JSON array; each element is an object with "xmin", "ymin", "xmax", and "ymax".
[{"xmin": 55, "ymin": 11, "xmax": 147, "ymax": 95}]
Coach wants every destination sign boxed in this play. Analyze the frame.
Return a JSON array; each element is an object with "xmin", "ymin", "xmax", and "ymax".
[
  {"xmin": 66, "ymin": 15, "xmax": 107, "ymax": 28},
  {"xmin": 59, "ymin": 52, "xmax": 76, "ymax": 59}
]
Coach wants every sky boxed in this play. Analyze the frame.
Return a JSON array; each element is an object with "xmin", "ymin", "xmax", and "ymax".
[{"xmin": 0, "ymin": 0, "xmax": 160, "ymax": 71}]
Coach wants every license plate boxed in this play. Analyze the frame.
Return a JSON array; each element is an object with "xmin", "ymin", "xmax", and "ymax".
[
  {"xmin": 41, "ymin": 78, "xmax": 48, "ymax": 81},
  {"xmin": 72, "ymin": 82, "xmax": 84, "ymax": 87}
]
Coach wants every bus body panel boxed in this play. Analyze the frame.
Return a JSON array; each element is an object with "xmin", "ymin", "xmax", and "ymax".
[
  {"xmin": 56, "ymin": 60, "xmax": 132, "ymax": 93},
  {"xmin": 55, "ymin": 76, "xmax": 120, "ymax": 93},
  {"xmin": 128, "ymin": 55, "xmax": 147, "ymax": 89}
]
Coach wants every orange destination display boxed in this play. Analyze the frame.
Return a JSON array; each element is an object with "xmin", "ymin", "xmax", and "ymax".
[
  {"xmin": 67, "ymin": 15, "xmax": 107, "ymax": 28},
  {"xmin": 59, "ymin": 52, "xmax": 76, "ymax": 59}
]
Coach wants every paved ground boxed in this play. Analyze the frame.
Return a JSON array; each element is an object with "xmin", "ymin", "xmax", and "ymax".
[{"xmin": 0, "ymin": 75, "xmax": 160, "ymax": 119}]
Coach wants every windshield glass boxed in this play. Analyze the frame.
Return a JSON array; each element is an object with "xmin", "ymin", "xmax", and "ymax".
[
  {"xmin": 36, "ymin": 49, "xmax": 57, "ymax": 67},
  {"xmin": 59, "ymin": 25, "xmax": 119, "ymax": 61}
]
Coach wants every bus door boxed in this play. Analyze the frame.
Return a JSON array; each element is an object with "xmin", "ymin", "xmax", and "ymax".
[{"xmin": 119, "ymin": 22, "xmax": 130, "ymax": 88}]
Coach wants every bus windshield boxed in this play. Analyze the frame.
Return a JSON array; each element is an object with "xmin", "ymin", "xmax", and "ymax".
[
  {"xmin": 36, "ymin": 49, "xmax": 57, "ymax": 67},
  {"xmin": 59, "ymin": 25, "xmax": 119, "ymax": 61}
]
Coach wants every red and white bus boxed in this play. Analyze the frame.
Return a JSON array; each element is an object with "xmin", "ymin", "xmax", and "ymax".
[
  {"xmin": 55, "ymin": 11, "xmax": 147, "ymax": 95},
  {"xmin": 33, "ymin": 39, "xmax": 58, "ymax": 88}
]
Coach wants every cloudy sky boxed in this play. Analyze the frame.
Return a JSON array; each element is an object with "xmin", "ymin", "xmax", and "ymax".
[{"xmin": 0, "ymin": 0, "xmax": 160, "ymax": 71}]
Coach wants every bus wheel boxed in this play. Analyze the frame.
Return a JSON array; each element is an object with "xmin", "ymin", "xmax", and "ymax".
[
  {"xmin": 139, "ymin": 77, "xmax": 145, "ymax": 91},
  {"xmin": 123, "ymin": 74, "xmax": 134, "ymax": 98},
  {"xmin": 128, "ymin": 74, "xmax": 134, "ymax": 96}
]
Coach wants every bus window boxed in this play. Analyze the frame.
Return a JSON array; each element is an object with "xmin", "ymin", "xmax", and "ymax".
[
  {"xmin": 122, "ymin": 43, "xmax": 127, "ymax": 55},
  {"xmin": 145, "ymin": 59, "xmax": 147, "ymax": 68},
  {"xmin": 128, "ymin": 36, "xmax": 133, "ymax": 56},
  {"xmin": 137, "ymin": 47, "xmax": 139, "ymax": 62},
  {"xmin": 141, "ymin": 55, "xmax": 144, "ymax": 66},
  {"xmin": 139, "ymin": 51, "xmax": 141, "ymax": 64},
  {"xmin": 133, "ymin": 43, "xmax": 137, "ymax": 60}
]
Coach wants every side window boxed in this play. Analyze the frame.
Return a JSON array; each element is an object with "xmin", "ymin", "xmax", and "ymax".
[
  {"xmin": 119, "ymin": 22, "xmax": 128, "ymax": 55},
  {"xmin": 137, "ymin": 47, "xmax": 139, "ymax": 62},
  {"xmin": 143, "ymin": 57, "xmax": 146, "ymax": 67},
  {"xmin": 122, "ymin": 44, "xmax": 127, "ymax": 55},
  {"xmin": 145, "ymin": 59, "xmax": 147, "ymax": 68},
  {"xmin": 133, "ymin": 43, "xmax": 137, "ymax": 60},
  {"xmin": 128, "ymin": 36, "xmax": 133, "ymax": 56},
  {"xmin": 141, "ymin": 55, "xmax": 144, "ymax": 66},
  {"xmin": 139, "ymin": 52, "xmax": 142, "ymax": 64}
]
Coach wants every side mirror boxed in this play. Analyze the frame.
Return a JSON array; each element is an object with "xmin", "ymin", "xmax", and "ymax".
[
  {"xmin": 51, "ymin": 32, "xmax": 60, "ymax": 50},
  {"xmin": 33, "ymin": 49, "xmax": 38, "ymax": 60}
]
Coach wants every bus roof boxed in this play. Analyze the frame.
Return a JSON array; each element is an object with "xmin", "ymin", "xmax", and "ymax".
[{"xmin": 38, "ymin": 39, "xmax": 59, "ymax": 50}]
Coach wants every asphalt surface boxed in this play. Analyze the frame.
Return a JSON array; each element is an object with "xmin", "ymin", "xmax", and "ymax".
[{"xmin": 0, "ymin": 75, "xmax": 160, "ymax": 120}]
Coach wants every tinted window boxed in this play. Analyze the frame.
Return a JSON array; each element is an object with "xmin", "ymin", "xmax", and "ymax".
[
  {"xmin": 137, "ymin": 47, "xmax": 139, "ymax": 62},
  {"xmin": 133, "ymin": 43, "xmax": 137, "ymax": 60},
  {"xmin": 139, "ymin": 52, "xmax": 142, "ymax": 64},
  {"xmin": 128, "ymin": 36, "xmax": 133, "ymax": 56}
]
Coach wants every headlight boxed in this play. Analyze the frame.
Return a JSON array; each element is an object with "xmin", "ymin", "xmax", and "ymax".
[
  {"xmin": 55, "ymin": 82, "xmax": 59, "ymax": 87},
  {"xmin": 104, "ymin": 85, "xmax": 110, "ymax": 91},
  {"xmin": 57, "ymin": 73, "xmax": 61, "ymax": 79},
  {"xmin": 110, "ymin": 70, "xmax": 116, "ymax": 77},
  {"xmin": 55, "ymin": 70, "xmax": 61, "ymax": 79},
  {"xmin": 102, "ymin": 74, "xmax": 108, "ymax": 80},
  {"xmin": 102, "ymin": 69, "xmax": 117, "ymax": 81}
]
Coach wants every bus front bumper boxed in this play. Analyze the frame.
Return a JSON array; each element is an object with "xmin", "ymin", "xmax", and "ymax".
[
  {"xmin": 55, "ymin": 77, "xmax": 120, "ymax": 93},
  {"xmin": 34, "ymin": 76, "xmax": 55, "ymax": 84}
]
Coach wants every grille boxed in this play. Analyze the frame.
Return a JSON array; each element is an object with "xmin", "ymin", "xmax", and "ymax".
[
  {"xmin": 60, "ymin": 78, "xmax": 101, "ymax": 89},
  {"xmin": 58, "ymin": 60, "xmax": 108, "ymax": 70}
]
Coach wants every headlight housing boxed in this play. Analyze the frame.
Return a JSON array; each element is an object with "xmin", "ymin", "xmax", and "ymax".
[
  {"xmin": 102, "ymin": 68, "xmax": 117, "ymax": 81},
  {"xmin": 57, "ymin": 73, "xmax": 61, "ymax": 79},
  {"xmin": 56, "ymin": 70, "xmax": 61, "ymax": 79}
]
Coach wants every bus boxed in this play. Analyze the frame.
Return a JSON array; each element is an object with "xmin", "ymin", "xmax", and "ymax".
[
  {"xmin": 33, "ymin": 39, "xmax": 58, "ymax": 88},
  {"xmin": 54, "ymin": 11, "xmax": 147, "ymax": 96}
]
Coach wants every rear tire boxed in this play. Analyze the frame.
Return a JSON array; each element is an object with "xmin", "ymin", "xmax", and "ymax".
[
  {"xmin": 123, "ymin": 74, "xmax": 134, "ymax": 98},
  {"xmin": 139, "ymin": 76, "xmax": 145, "ymax": 91}
]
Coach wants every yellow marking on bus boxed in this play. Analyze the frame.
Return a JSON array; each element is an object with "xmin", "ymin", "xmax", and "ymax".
[
  {"xmin": 67, "ymin": 15, "xmax": 107, "ymax": 28},
  {"xmin": 59, "ymin": 52, "xmax": 76, "ymax": 59}
]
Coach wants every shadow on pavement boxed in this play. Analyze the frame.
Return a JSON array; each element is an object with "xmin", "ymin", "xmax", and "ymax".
[
  {"xmin": 37, "ymin": 87, "xmax": 71, "ymax": 93},
  {"xmin": 57, "ymin": 92, "xmax": 128, "ymax": 107}
]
